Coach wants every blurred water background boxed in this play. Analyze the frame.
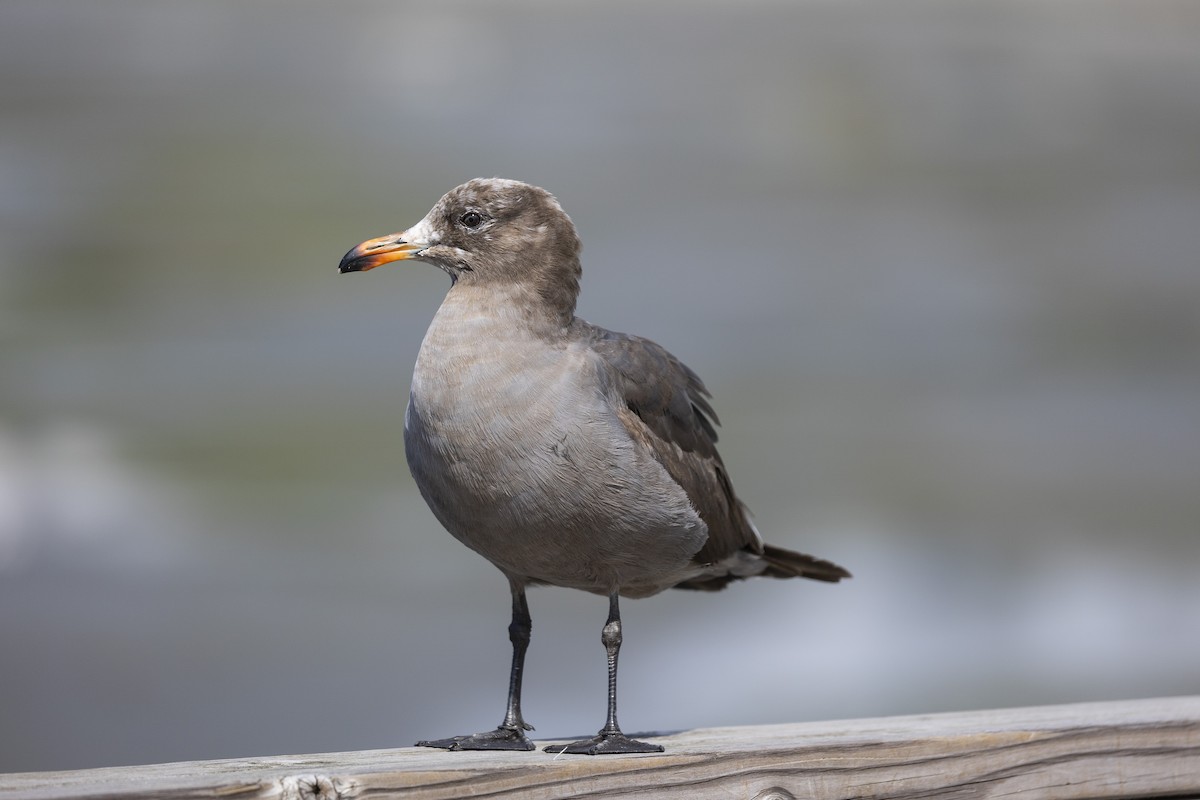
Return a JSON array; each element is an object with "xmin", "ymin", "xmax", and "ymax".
[{"xmin": 2, "ymin": 0, "xmax": 1199, "ymax": 772}]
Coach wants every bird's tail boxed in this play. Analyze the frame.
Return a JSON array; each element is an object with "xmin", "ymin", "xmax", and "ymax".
[
  {"xmin": 673, "ymin": 543, "xmax": 851, "ymax": 591},
  {"xmin": 759, "ymin": 544, "xmax": 851, "ymax": 583}
]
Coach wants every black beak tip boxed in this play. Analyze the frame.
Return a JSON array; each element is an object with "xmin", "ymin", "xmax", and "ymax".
[{"xmin": 338, "ymin": 246, "xmax": 364, "ymax": 274}]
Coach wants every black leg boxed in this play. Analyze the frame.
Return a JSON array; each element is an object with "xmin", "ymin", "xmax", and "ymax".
[
  {"xmin": 544, "ymin": 593, "xmax": 664, "ymax": 755},
  {"xmin": 417, "ymin": 583, "xmax": 536, "ymax": 751},
  {"xmin": 501, "ymin": 587, "xmax": 534, "ymax": 732}
]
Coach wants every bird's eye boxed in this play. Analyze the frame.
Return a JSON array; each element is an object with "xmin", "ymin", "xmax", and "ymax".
[{"xmin": 459, "ymin": 211, "xmax": 485, "ymax": 229}]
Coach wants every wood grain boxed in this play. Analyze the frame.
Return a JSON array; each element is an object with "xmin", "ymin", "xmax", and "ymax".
[{"xmin": 3, "ymin": 697, "xmax": 1198, "ymax": 800}]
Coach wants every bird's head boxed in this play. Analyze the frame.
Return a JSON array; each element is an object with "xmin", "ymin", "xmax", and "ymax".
[{"xmin": 339, "ymin": 178, "xmax": 583, "ymax": 319}]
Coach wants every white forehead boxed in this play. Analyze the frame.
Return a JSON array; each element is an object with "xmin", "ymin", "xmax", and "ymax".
[{"xmin": 402, "ymin": 215, "xmax": 440, "ymax": 245}]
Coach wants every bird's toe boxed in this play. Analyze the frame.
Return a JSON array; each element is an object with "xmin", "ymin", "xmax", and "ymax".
[{"xmin": 417, "ymin": 727, "xmax": 536, "ymax": 751}]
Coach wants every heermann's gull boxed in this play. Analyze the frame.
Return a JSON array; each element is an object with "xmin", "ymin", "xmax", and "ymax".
[{"xmin": 338, "ymin": 178, "xmax": 850, "ymax": 755}]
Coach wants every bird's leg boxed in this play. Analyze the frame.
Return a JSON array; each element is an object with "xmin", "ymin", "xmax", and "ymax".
[
  {"xmin": 544, "ymin": 592, "xmax": 664, "ymax": 755},
  {"xmin": 500, "ymin": 587, "xmax": 534, "ymax": 733},
  {"xmin": 417, "ymin": 584, "xmax": 536, "ymax": 751}
]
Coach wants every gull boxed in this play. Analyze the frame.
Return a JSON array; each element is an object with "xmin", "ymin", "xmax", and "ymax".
[{"xmin": 339, "ymin": 178, "xmax": 849, "ymax": 755}]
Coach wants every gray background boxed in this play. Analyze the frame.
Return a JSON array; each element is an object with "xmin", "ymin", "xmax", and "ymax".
[{"xmin": 2, "ymin": 0, "xmax": 1198, "ymax": 772}]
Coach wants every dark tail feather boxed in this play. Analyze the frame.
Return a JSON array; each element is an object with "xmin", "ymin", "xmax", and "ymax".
[
  {"xmin": 673, "ymin": 544, "xmax": 852, "ymax": 591},
  {"xmin": 760, "ymin": 544, "xmax": 851, "ymax": 583}
]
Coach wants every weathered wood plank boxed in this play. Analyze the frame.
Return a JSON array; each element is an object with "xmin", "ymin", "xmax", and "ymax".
[{"xmin": 3, "ymin": 697, "xmax": 1198, "ymax": 800}]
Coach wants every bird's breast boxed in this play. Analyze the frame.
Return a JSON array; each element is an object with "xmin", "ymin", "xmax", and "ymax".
[
  {"xmin": 400, "ymin": 292, "xmax": 706, "ymax": 592},
  {"xmin": 403, "ymin": 301, "xmax": 602, "ymax": 507}
]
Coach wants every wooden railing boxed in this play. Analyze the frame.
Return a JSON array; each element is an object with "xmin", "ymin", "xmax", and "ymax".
[{"xmin": 3, "ymin": 697, "xmax": 1198, "ymax": 799}]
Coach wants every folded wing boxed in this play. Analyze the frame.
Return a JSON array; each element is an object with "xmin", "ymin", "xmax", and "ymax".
[{"xmin": 587, "ymin": 325, "xmax": 849, "ymax": 589}]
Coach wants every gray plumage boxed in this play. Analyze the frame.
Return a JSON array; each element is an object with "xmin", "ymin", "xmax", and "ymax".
[{"xmin": 339, "ymin": 177, "xmax": 848, "ymax": 754}]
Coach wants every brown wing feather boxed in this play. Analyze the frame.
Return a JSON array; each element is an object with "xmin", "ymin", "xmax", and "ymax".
[
  {"xmin": 588, "ymin": 324, "xmax": 851, "ymax": 588},
  {"xmin": 587, "ymin": 326, "xmax": 761, "ymax": 568}
]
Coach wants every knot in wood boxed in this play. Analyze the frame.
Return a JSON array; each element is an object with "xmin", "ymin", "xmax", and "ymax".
[
  {"xmin": 276, "ymin": 773, "xmax": 359, "ymax": 800},
  {"xmin": 750, "ymin": 789, "xmax": 796, "ymax": 800}
]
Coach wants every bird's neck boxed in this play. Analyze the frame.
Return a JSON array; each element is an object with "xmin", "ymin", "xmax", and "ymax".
[
  {"xmin": 412, "ymin": 283, "xmax": 580, "ymax": 412},
  {"xmin": 437, "ymin": 281, "xmax": 576, "ymax": 339}
]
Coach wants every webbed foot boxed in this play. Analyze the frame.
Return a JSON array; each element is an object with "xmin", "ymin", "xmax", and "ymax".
[
  {"xmin": 417, "ymin": 726, "xmax": 536, "ymax": 751},
  {"xmin": 543, "ymin": 732, "xmax": 664, "ymax": 755}
]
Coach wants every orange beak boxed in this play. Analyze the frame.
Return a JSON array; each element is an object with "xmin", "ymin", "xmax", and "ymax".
[{"xmin": 338, "ymin": 232, "xmax": 426, "ymax": 273}]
